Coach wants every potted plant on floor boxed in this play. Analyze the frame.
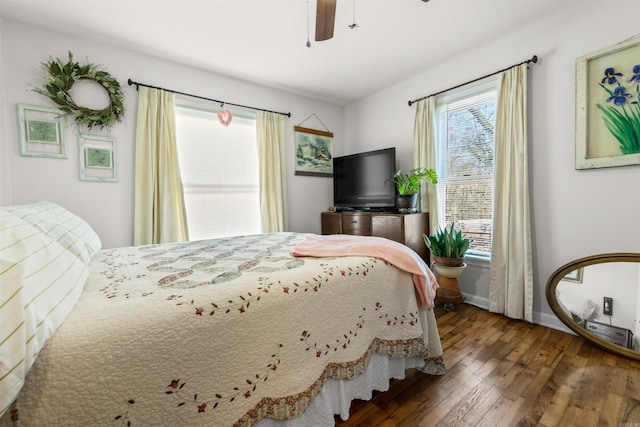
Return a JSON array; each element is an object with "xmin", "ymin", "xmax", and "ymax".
[
  {"xmin": 393, "ymin": 167, "xmax": 438, "ymax": 213},
  {"xmin": 424, "ymin": 222, "xmax": 472, "ymax": 267},
  {"xmin": 424, "ymin": 223, "xmax": 472, "ymax": 310}
]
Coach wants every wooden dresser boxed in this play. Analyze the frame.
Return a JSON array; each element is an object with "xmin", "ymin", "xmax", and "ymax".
[
  {"xmin": 584, "ymin": 320, "xmax": 634, "ymax": 349},
  {"xmin": 321, "ymin": 211, "xmax": 430, "ymax": 262}
]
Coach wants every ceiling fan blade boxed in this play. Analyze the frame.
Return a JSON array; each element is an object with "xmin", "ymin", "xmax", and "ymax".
[{"xmin": 315, "ymin": 0, "xmax": 336, "ymax": 41}]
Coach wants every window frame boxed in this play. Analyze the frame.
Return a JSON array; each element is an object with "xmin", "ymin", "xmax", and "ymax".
[
  {"xmin": 174, "ymin": 97, "xmax": 261, "ymax": 241},
  {"xmin": 434, "ymin": 79, "xmax": 497, "ymax": 263}
]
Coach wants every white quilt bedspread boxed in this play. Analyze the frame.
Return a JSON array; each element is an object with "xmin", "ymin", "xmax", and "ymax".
[{"xmin": 3, "ymin": 232, "xmax": 444, "ymax": 426}]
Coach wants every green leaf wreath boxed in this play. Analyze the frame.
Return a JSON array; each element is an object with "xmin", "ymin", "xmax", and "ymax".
[{"xmin": 34, "ymin": 51, "xmax": 125, "ymax": 129}]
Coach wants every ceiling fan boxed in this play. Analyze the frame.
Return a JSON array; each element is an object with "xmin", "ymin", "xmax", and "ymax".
[
  {"xmin": 315, "ymin": 0, "xmax": 337, "ymax": 41},
  {"xmin": 314, "ymin": 0, "xmax": 429, "ymax": 42}
]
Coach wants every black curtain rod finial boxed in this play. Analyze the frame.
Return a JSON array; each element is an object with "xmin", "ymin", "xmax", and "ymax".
[{"xmin": 128, "ymin": 78, "xmax": 142, "ymax": 92}]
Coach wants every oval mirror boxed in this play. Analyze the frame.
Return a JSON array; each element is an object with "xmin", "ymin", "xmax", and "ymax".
[{"xmin": 546, "ymin": 253, "xmax": 640, "ymax": 361}]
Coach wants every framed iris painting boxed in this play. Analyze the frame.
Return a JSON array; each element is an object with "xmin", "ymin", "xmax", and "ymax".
[
  {"xmin": 563, "ymin": 268, "xmax": 583, "ymax": 284},
  {"xmin": 575, "ymin": 36, "xmax": 640, "ymax": 169}
]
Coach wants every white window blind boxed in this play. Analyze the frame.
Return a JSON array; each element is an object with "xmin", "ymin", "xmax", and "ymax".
[
  {"xmin": 436, "ymin": 85, "xmax": 496, "ymax": 255},
  {"xmin": 175, "ymin": 104, "xmax": 261, "ymax": 241}
]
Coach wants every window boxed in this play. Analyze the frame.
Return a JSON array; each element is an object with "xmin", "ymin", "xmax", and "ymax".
[
  {"xmin": 435, "ymin": 82, "xmax": 496, "ymax": 257},
  {"xmin": 175, "ymin": 101, "xmax": 261, "ymax": 241}
]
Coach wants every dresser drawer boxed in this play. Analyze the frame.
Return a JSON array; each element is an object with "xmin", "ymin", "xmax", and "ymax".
[
  {"xmin": 584, "ymin": 320, "xmax": 633, "ymax": 348},
  {"xmin": 321, "ymin": 212, "xmax": 341, "ymax": 234},
  {"xmin": 591, "ymin": 331, "xmax": 630, "ymax": 347},
  {"xmin": 371, "ymin": 215, "xmax": 403, "ymax": 243},
  {"xmin": 340, "ymin": 212, "xmax": 372, "ymax": 235}
]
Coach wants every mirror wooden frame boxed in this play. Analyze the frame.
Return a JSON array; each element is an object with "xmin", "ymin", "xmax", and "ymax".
[{"xmin": 546, "ymin": 252, "xmax": 640, "ymax": 361}]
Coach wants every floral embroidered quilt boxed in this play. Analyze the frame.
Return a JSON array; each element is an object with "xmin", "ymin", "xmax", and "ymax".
[{"xmin": 3, "ymin": 232, "xmax": 444, "ymax": 427}]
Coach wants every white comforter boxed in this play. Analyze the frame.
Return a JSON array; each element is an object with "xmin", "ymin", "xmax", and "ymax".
[{"xmin": 2, "ymin": 231, "xmax": 444, "ymax": 426}]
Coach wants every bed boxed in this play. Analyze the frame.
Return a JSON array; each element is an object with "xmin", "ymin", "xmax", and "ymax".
[{"xmin": 0, "ymin": 201, "xmax": 444, "ymax": 426}]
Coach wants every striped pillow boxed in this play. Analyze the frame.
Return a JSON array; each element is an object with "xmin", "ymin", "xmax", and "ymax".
[
  {"xmin": 0, "ymin": 209, "xmax": 89, "ymax": 418},
  {"xmin": 2, "ymin": 201, "xmax": 101, "ymax": 264}
]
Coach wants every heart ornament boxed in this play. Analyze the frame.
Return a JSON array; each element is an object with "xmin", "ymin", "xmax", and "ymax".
[{"xmin": 218, "ymin": 110, "xmax": 233, "ymax": 127}]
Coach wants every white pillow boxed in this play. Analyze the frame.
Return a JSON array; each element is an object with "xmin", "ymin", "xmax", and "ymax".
[
  {"xmin": 1, "ymin": 201, "xmax": 101, "ymax": 264},
  {"xmin": 0, "ymin": 209, "xmax": 89, "ymax": 419}
]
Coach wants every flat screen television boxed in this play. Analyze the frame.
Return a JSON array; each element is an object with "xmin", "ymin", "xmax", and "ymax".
[{"xmin": 332, "ymin": 147, "xmax": 396, "ymax": 210}]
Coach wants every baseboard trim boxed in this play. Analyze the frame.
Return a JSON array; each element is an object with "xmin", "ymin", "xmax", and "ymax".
[
  {"xmin": 535, "ymin": 311, "xmax": 574, "ymax": 334},
  {"xmin": 460, "ymin": 293, "xmax": 574, "ymax": 335}
]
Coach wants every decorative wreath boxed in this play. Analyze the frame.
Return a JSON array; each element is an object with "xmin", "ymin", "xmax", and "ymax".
[{"xmin": 35, "ymin": 51, "xmax": 125, "ymax": 129}]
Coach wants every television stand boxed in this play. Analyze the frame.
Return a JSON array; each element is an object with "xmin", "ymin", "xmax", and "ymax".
[{"xmin": 320, "ymin": 211, "xmax": 430, "ymax": 262}]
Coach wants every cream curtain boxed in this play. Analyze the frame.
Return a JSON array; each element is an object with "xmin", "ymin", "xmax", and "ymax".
[
  {"xmin": 489, "ymin": 64, "xmax": 534, "ymax": 322},
  {"xmin": 413, "ymin": 96, "xmax": 439, "ymax": 233},
  {"xmin": 257, "ymin": 111, "xmax": 288, "ymax": 233},
  {"xmin": 133, "ymin": 87, "xmax": 189, "ymax": 245}
]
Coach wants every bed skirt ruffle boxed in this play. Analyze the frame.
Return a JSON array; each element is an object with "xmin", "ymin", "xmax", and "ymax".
[{"xmin": 256, "ymin": 353, "xmax": 444, "ymax": 426}]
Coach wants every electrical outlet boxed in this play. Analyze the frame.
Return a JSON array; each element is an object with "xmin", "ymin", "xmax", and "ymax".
[{"xmin": 604, "ymin": 297, "xmax": 613, "ymax": 315}]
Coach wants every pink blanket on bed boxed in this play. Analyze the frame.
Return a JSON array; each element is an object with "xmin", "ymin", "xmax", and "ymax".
[{"xmin": 291, "ymin": 234, "xmax": 439, "ymax": 309}]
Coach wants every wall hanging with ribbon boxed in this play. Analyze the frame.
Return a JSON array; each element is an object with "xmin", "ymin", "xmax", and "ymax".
[{"xmin": 294, "ymin": 113, "xmax": 333, "ymax": 177}]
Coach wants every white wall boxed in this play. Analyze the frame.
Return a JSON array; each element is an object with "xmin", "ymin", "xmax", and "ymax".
[
  {"xmin": 344, "ymin": 1, "xmax": 640, "ymax": 325},
  {"xmin": 0, "ymin": 18, "xmax": 343, "ymax": 248}
]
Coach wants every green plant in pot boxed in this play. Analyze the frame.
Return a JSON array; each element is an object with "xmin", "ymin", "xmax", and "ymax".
[
  {"xmin": 423, "ymin": 222, "xmax": 472, "ymax": 267},
  {"xmin": 393, "ymin": 167, "xmax": 438, "ymax": 213},
  {"xmin": 424, "ymin": 223, "xmax": 473, "ymax": 310}
]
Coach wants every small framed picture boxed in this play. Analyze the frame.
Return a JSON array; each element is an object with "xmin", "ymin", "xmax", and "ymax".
[
  {"xmin": 78, "ymin": 134, "xmax": 118, "ymax": 182},
  {"xmin": 17, "ymin": 104, "xmax": 67, "ymax": 158},
  {"xmin": 563, "ymin": 268, "xmax": 583, "ymax": 283}
]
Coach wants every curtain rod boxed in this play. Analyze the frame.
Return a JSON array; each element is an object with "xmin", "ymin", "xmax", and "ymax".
[
  {"xmin": 407, "ymin": 55, "xmax": 538, "ymax": 106},
  {"xmin": 127, "ymin": 79, "xmax": 291, "ymax": 117}
]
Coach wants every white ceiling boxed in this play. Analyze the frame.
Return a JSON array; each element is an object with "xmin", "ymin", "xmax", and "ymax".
[{"xmin": 0, "ymin": 0, "xmax": 577, "ymax": 105}]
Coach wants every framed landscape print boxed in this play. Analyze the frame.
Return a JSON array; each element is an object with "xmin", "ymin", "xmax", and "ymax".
[
  {"xmin": 575, "ymin": 36, "xmax": 640, "ymax": 169},
  {"xmin": 294, "ymin": 126, "xmax": 333, "ymax": 177},
  {"xmin": 78, "ymin": 134, "xmax": 118, "ymax": 182},
  {"xmin": 18, "ymin": 104, "xmax": 67, "ymax": 158}
]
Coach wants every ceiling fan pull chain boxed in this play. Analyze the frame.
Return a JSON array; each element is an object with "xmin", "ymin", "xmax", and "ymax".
[
  {"xmin": 349, "ymin": 0, "xmax": 359, "ymax": 29},
  {"xmin": 306, "ymin": 0, "xmax": 311, "ymax": 47}
]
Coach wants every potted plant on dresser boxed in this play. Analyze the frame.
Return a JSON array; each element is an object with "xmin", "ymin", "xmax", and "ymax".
[
  {"xmin": 393, "ymin": 167, "xmax": 438, "ymax": 213},
  {"xmin": 424, "ymin": 223, "xmax": 472, "ymax": 311}
]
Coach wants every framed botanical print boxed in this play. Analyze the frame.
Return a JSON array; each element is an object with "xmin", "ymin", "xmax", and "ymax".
[
  {"xmin": 575, "ymin": 36, "xmax": 640, "ymax": 169},
  {"xmin": 18, "ymin": 104, "xmax": 67, "ymax": 158},
  {"xmin": 78, "ymin": 134, "xmax": 118, "ymax": 182}
]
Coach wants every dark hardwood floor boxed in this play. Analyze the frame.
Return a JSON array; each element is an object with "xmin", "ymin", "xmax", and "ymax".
[{"xmin": 335, "ymin": 303, "xmax": 640, "ymax": 426}]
